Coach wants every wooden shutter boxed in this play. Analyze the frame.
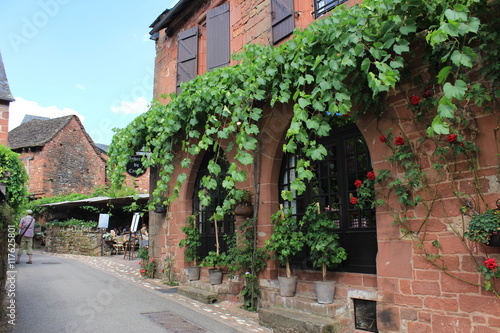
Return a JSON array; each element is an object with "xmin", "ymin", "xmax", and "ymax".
[
  {"xmin": 271, "ymin": 0, "xmax": 294, "ymax": 44},
  {"xmin": 176, "ymin": 26, "xmax": 198, "ymax": 94},
  {"xmin": 206, "ymin": 3, "xmax": 230, "ymax": 71}
]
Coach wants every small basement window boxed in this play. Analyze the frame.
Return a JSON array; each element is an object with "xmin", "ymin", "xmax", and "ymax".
[{"xmin": 354, "ymin": 299, "xmax": 378, "ymax": 332}]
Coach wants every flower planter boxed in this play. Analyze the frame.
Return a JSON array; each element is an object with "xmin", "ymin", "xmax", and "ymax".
[
  {"xmin": 186, "ymin": 266, "xmax": 201, "ymax": 281},
  {"xmin": 278, "ymin": 276, "xmax": 297, "ymax": 297},
  {"xmin": 234, "ymin": 205, "xmax": 253, "ymax": 217},
  {"xmin": 209, "ymin": 268, "xmax": 223, "ymax": 285},
  {"xmin": 315, "ymin": 281, "xmax": 336, "ymax": 304}
]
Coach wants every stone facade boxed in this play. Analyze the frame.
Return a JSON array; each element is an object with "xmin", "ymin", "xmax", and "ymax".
[
  {"xmin": 146, "ymin": 1, "xmax": 500, "ymax": 332},
  {"xmin": 45, "ymin": 226, "xmax": 101, "ymax": 256}
]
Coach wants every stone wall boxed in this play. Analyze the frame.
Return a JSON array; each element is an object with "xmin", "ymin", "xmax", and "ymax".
[{"xmin": 45, "ymin": 226, "xmax": 101, "ymax": 256}]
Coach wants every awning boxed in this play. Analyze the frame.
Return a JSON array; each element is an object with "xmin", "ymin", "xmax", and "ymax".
[{"xmin": 40, "ymin": 194, "xmax": 150, "ymax": 207}]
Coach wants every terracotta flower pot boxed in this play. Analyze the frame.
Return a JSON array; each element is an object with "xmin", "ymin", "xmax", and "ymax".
[{"xmin": 234, "ymin": 205, "xmax": 253, "ymax": 217}]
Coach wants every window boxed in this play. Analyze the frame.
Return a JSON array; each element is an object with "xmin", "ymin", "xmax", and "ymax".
[
  {"xmin": 271, "ymin": 0, "xmax": 295, "ymax": 44},
  {"xmin": 206, "ymin": 3, "xmax": 230, "ymax": 71},
  {"xmin": 279, "ymin": 124, "xmax": 377, "ymax": 273},
  {"xmin": 176, "ymin": 26, "xmax": 198, "ymax": 94},
  {"xmin": 314, "ymin": 0, "xmax": 348, "ymax": 18},
  {"xmin": 192, "ymin": 151, "xmax": 235, "ymax": 259}
]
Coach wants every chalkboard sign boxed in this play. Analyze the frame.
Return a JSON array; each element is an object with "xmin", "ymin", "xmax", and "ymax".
[{"xmin": 126, "ymin": 155, "xmax": 146, "ymax": 177}]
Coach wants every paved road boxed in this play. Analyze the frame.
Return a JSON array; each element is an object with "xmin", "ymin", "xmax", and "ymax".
[{"xmin": 7, "ymin": 253, "xmax": 270, "ymax": 333}]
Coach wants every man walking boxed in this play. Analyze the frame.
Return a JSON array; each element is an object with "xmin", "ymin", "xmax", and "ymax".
[{"xmin": 16, "ymin": 209, "xmax": 35, "ymax": 264}]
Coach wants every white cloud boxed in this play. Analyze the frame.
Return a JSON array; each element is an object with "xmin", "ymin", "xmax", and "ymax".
[
  {"xmin": 111, "ymin": 97, "xmax": 149, "ymax": 115},
  {"xmin": 8, "ymin": 97, "xmax": 85, "ymax": 130},
  {"xmin": 75, "ymin": 84, "xmax": 86, "ymax": 90}
]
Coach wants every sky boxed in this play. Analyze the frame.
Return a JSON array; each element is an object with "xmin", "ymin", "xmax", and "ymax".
[{"xmin": 0, "ymin": 0, "xmax": 178, "ymax": 146}]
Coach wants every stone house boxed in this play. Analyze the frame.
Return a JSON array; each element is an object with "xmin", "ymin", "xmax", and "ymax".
[
  {"xmin": 7, "ymin": 115, "xmax": 108, "ymax": 198},
  {"xmin": 138, "ymin": 1, "xmax": 500, "ymax": 332},
  {"xmin": 7, "ymin": 115, "xmax": 150, "ymax": 199}
]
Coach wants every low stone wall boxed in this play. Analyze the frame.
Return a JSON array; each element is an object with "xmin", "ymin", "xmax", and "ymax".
[{"xmin": 45, "ymin": 226, "xmax": 101, "ymax": 256}]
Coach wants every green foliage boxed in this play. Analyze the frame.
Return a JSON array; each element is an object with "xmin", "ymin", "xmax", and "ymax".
[
  {"xmin": 104, "ymin": 0, "xmax": 500, "ymax": 297},
  {"xmin": 0, "ymin": 202, "xmax": 14, "ymax": 235},
  {"xmin": 107, "ymin": 0, "xmax": 499, "ymax": 226},
  {"xmin": 137, "ymin": 247, "xmax": 149, "ymax": 260},
  {"xmin": 199, "ymin": 251, "xmax": 229, "ymax": 270},
  {"xmin": 234, "ymin": 189, "xmax": 252, "ymax": 206},
  {"xmin": 0, "ymin": 144, "xmax": 29, "ymax": 213},
  {"xmin": 265, "ymin": 207, "xmax": 305, "ymax": 278},
  {"xmin": 46, "ymin": 218, "xmax": 97, "ymax": 228},
  {"xmin": 92, "ymin": 185, "xmax": 139, "ymax": 198},
  {"xmin": 27, "ymin": 193, "xmax": 92, "ymax": 216},
  {"xmin": 26, "ymin": 185, "xmax": 145, "ymax": 216},
  {"xmin": 139, "ymin": 257, "xmax": 156, "ymax": 278},
  {"xmin": 225, "ymin": 218, "xmax": 269, "ymax": 311},
  {"xmin": 303, "ymin": 203, "xmax": 347, "ymax": 282},
  {"xmin": 465, "ymin": 209, "xmax": 500, "ymax": 244},
  {"xmin": 159, "ymin": 255, "xmax": 179, "ymax": 286},
  {"xmin": 179, "ymin": 214, "xmax": 201, "ymax": 265}
]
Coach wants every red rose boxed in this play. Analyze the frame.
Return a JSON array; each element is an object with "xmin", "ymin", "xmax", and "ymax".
[
  {"xmin": 484, "ymin": 258, "xmax": 498, "ymax": 271},
  {"xmin": 354, "ymin": 180, "xmax": 363, "ymax": 188},
  {"xmin": 410, "ymin": 95, "xmax": 420, "ymax": 105},
  {"xmin": 395, "ymin": 136, "xmax": 405, "ymax": 146},
  {"xmin": 447, "ymin": 134, "xmax": 458, "ymax": 143},
  {"xmin": 367, "ymin": 171, "xmax": 376, "ymax": 180},
  {"xmin": 379, "ymin": 135, "xmax": 387, "ymax": 143},
  {"xmin": 350, "ymin": 197, "xmax": 357, "ymax": 205}
]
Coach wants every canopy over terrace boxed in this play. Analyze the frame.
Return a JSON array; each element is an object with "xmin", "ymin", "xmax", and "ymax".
[{"xmin": 39, "ymin": 194, "xmax": 150, "ymax": 231}]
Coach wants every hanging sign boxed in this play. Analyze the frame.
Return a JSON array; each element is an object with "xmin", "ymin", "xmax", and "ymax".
[{"xmin": 126, "ymin": 155, "xmax": 146, "ymax": 177}]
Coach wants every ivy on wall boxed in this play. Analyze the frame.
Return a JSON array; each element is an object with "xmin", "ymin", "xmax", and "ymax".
[
  {"xmin": 109, "ymin": 0, "xmax": 498, "ymax": 210},
  {"xmin": 107, "ymin": 0, "xmax": 500, "ymax": 292},
  {"xmin": 0, "ymin": 144, "xmax": 28, "ymax": 214}
]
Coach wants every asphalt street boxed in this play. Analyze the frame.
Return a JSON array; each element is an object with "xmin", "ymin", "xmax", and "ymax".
[{"xmin": 7, "ymin": 252, "xmax": 271, "ymax": 333}]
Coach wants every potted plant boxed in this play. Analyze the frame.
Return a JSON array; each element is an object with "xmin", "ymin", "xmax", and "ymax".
[
  {"xmin": 200, "ymin": 250, "xmax": 228, "ymax": 284},
  {"xmin": 234, "ymin": 189, "xmax": 253, "ymax": 217},
  {"xmin": 465, "ymin": 199, "xmax": 500, "ymax": 247},
  {"xmin": 304, "ymin": 202, "xmax": 347, "ymax": 304},
  {"xmin": 179, "ymin": 214, "xmax": 202, "ymax": 280},
  {"xmin": 265, "ymin": 205, "xmax": 306, "ymax": 297}
]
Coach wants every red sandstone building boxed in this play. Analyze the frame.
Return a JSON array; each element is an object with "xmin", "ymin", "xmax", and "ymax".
[
  {"xmin": 8, "ymin": 115, "xmax": 108, "ymax": 198},
  {"xmin": 7, "ymin": 115, "xmax": 150, "ymax": 197},
  {"xmin": 138, "ymin": 1, "xmax": 499, "ymax": 332}
]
